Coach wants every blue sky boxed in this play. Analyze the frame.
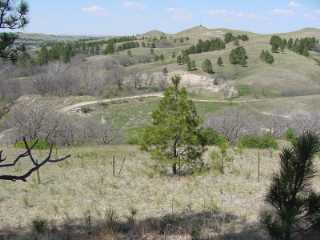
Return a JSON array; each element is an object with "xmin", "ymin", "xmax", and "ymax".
[{"xmin": 23, "ymin": 0, "xmax": 320, "ymax": 35}]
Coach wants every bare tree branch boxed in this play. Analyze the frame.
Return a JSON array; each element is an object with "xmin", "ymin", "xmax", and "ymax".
[{"xmin": 0, "ymin": 137, "xmax": 71, "ymax": 182}]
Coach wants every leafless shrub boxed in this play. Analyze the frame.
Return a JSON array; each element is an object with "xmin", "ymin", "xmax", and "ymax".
[
  {"xmin": 206, "ymin": 108, "xmax": 261, "ymax": 143},
  {"xmin": 288, "ymin": 112, "xmax": 320, "ymax": 135},
  {"xmin": 4, "ymin": 102, "xmax": 119, "ymax": 146},
  {"xmin": 262, "ymin": 115, "xmax": 290, "ymax": 138},
  {"xmin": 32, "ymin": 63, "xmax": 81, "ymax": 97}
]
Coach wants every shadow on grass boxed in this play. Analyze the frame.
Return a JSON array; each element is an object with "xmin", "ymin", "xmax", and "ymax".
[{"xmin": 0, "ymin": 210, "xmax": 268, "ymax": 240}]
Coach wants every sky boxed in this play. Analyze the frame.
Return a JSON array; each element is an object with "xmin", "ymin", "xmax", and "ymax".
[{"xmin": 21, "ymin": 0, "xmax": 320, "ymax": 36}]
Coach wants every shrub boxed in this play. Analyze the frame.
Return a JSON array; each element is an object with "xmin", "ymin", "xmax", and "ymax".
[
  {"xmin": 15, "ymin": 139, "xmax": 52, "ymax": 150},
  {"xmin": 200, "ymin": 128, "xmax": 228, "ymax": 146},
  {"xmin": 285, "ymin": 128, "xmax": 297, "ymax": 143},
  {"xmin": 238, "ymin": 134, "xmax": 278, "ymax": 149},
  {"xmin": 260, "ymin": 50, "xmax": 274, "ymax": 64},
  {"xmin": 31, "ymin": 218, "xmax": 49, "ymax": 235}
]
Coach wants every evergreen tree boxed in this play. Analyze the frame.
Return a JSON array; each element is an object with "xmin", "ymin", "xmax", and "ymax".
[
  {"xmin": 104, "ymin": 42, "xmax": 115, "ymax": 55},
  {"xmin": 217, "ymin": 57, "xmax": 223, "ymax": 66},
  {"xmin": 62, "ymin": 44, "xmax": 73, "ymax": 63},
  {"xmin": 141, "ymin": 75, "xmax": 207, "ymax": 175},
  {"xmin": 260, "ymin": 50, "xmax": 274, "ymax": 64},
  {"xmin": 159, "ymin": 54, "xmax": 165, "ymax": 62},
  {"xmin": 37, "ymin": 46, "xmax": 49, "ymax": 65},
  {"xmin": 302, "ymin": 47, "xmax": 309, "ymax": 57},
  {"xmin": 288, "ymin": 38, "xmax": 294, "ymax": 49},
  {"xmin": 182, "ymin": 53, "xmax": 190, "ymax": 65},
  {"xmin": 224, "ymin": 32, "xmax": 235, "ymax": 44},
  {"xmin": 187, "ymin": 59, "xmax": 192, "ymax": 71},
  {"xmin": 177, "ymin": 55, "xmax": 183, "ymax": 65},
  {"xmin": 270, "ymin": 35, "xmax": 283, "ymax": 53},
  {"xmin": 127, "ymin": 50, "xmax": 132, "ymax": 57},
  {"xmin": 191, "ymin": 60, "xmax": 197, "ymax": 70},
  {"xmin": 262, "ymin": 132, "xmax": 320, "ymax": 240},
  {"xmin": 162, "ymin": 67, "xmax": 168, "ymax": 75},
  {"xmin": 95, "ymin": 45, "xmax": 100, "ymax": 55},
  {"xmin": 229, "ymin": 47, "xmax": 248, "ymax": 66},
  {"xmin": 280, "ymin": 39, "xmax": 287, "ymax": 52},
  {"xmin": 0, "ymin": 0, "xmax": 29, "ymax": 61},
  {"xmin": 202, "ymin": 59, "xmax": 213, "ymax": 73}
]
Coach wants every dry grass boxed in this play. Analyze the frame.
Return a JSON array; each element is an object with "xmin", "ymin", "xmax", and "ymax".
[{"xmin": 1, "ymin": 144, "xmax": 319, "ymax": 239}]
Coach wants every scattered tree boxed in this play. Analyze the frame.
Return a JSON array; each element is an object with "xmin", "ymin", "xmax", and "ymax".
[
  {"xmin": 260, "ymin": 50, "xmax": 274, "ymax": 64},
  {"xmin": 270, "ymin": 35, "xmax": 283, "ymax": 53},
  {"xmin": 217, "ymin": 56, "xmax": 223, "ymax": 66},
  {"xmin": 229, "ymin": 47, "xmax": 248, "ymax": 66},
  {"xmin": 202, "ymin": 59, "xmax": 213, "ymax": 73}
]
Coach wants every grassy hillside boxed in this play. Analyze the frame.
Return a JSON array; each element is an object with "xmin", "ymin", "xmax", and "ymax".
[{"xmin": 116, "ymin": 27, "xmax": 320, "ymax": 98}]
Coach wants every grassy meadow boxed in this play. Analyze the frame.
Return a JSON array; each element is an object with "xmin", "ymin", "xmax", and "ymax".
[{"xmin": 3, "ymin": 143, "xmax": 319, "ymax": 239}]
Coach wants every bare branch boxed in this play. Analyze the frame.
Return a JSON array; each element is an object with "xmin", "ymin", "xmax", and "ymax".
[{"xmin": 0, "ymin": 138, "xmax": 71, "ymax": 182}]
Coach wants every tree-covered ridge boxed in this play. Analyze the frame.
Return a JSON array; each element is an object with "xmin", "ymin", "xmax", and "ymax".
[
  {"xmin": 184, "ymin": 38, "xmax": 226, "ymax": 55},
  {"xmin": 270, "ymin": 35, "xmax": 318, "ymax": 56}
]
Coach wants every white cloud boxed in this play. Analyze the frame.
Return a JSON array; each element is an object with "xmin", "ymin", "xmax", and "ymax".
[
  {"xmin": 166, "ymin": 8, "xmax": 192, "ymax": 21},
  {"xmin": 123, "ymin": 1, "xmax": 146, "ymax": 11},
  {"xmin": 304, "ymin": 9, "xmax": 320, "ymax": 20},
  {"xmin": 208, "ymin": 9, "xmax": 259, "ymax": 20},
  {"xmin": 288, "ymin": 1, "xmax": 301, "ymax": 8},
  {"xmin": 272, "ymin": 8, "xmax": 295, "ymax": 16},
  {"xmin": 82, "ymin": 5, "xmax": 108, "ymax": 16}
]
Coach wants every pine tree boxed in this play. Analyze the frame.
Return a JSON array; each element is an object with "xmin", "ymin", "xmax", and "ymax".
[
  {"xmin": 141, "ymin": 75, "xmax": 207, "ymax": 175},
  {"xmin": 191, "ymin": 60, "xmax": 197, "ymax": 70},
  {"xmin": 262, "ymin": 132, "xmax": 320, "ymax": 240},
  {"xmin": 104, "ymin": 42, "xmax": 115, "ymax": 55},
  {"xmin": 37, "ymin": 46, "xmax": 49, "ymax": 65},
  {"xmin": 224, "ymin": 32, "xmax": 235, "ymax": 44},
  {"xmin": 177, "ymin": 55, "xmax": 183, "ymax": 65},
  {"xmin": 302, "ymin": 47, "xmax": 309, "ymax": 57},
  {"xmin": 202, "ymin": 59, "xmax": 213, "ymax": 73},
  {"xmin": 217, "ymin": 57, "xmax": 223, "ymax": 66},
  {"xmin": 280, "ymin": 39, "xmax": 287, "ymax": 52},
  {"xmin": 229, "ymin": 47, "xmax": 248, "ymax": 66},
  {"xmin": 0, "ymin": 0, "xmax": 29, "ymax": 61},
  {"xmin": 288, "ymin": 38, "xmax": 294, "ymax": 49},
  {"xmin": 260, "ymin": 50, "xmax": 274, "ymax": 64},
  {"xmin": 159, "ymin": 54, "xmax": 165, "ymax": 62},
  {"xmin": 270, "ymin": 35, "xmax": 282, "ymax": 53}
]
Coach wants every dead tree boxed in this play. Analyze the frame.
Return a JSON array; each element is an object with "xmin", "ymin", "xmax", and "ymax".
[{"xmin": 0, "ymin": 138, "xmax": 71, "ymax": 182}]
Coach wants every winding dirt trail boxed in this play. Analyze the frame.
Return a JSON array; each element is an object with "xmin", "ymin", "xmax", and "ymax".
[{"xmin": 60, "ymin": 92, "xmax": 265, "ymax": 113}]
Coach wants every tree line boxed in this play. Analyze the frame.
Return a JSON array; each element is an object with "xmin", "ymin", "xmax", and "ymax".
[
  {"xmin": 224, "ymin": 32, "xmax": 249, "ymax": 44},
  {"xmin": 270, "ymin": 35, "xmax": 318, "ymax": 56}
]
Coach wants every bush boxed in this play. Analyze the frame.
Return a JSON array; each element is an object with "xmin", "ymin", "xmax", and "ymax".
[
  {"xmin": 201, "ymin": 128, "xmax": 228, "ymax": 147},
  {"xmin": 285, "ymin": 128, "xmax": 297, "ymax": 143},
  {"xmin": 31, "ymin": 218, "xmax": 49, "ymax": 235},
  {"xmin": 238, "ymin": 134, "xmax": 278, "ymax": 149},
  {"xmin": 260, "ymin": 50, "xmax": 274, "ymax": 64}
]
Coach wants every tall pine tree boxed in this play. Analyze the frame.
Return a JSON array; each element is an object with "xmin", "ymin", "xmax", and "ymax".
[{"xmin": 141, "ymin": 75, "xmax": 207, "ymax": 175}]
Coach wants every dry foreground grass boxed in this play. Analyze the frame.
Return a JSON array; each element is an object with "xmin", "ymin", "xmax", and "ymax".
[{"xmin": 1, "ymin": 144, "xmax": 320, "ymax": 239}]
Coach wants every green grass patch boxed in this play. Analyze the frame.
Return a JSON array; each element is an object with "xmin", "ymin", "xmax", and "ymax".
[
  {"xmin": 238, "ymin": 134, "xmax": 278, "ymax": 150},
  {"xmin": 236, "ymin": 84, "xmax": 253, "ymax": 97},
  {"xmin": 14, "ymin": 139, "xmax": 53, "ymax": 150}
]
